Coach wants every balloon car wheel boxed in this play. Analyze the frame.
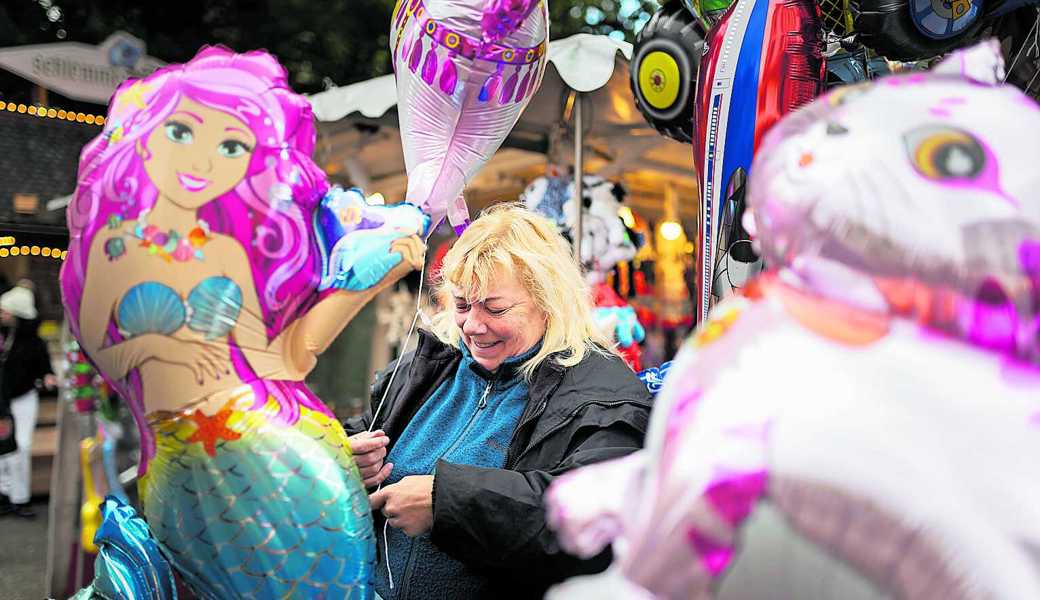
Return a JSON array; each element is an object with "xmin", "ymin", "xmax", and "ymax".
[{"xmin": 639, "ymin": 50, "xmax": 683, "ymax": 110}]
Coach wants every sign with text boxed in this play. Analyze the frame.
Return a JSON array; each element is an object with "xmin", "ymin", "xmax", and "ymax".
[{"xmin": 0, "ymin": 32, "xmax": 164, "ymax": 105}]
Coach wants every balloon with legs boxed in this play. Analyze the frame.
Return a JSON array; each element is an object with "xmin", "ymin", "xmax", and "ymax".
[
  {"xmin": 546, "ymin": 42, "xmax": 1040, "ymax": 600},
  {"xmin": 391, "ymin": 0, "xmax": 548, "ymax": 234},
  {"xmin": 63, "ymin": 47, "xmax": 428, "ymax": 599}
]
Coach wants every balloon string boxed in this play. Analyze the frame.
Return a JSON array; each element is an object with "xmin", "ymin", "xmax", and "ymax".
[
  {"xmin": 368, "ymin": 247, "xmax": 429, "ymax": 433},
  {"xmin": 369, "ymin": 241, "xmax": 431, "ymax": 592},
  {"xmin": 383, "ymin": 518, "xmax": 395, "ymax": 589},
  {"xmin": 1003, "ymin": 13, "xmax": 1040, "ymax": 84}
]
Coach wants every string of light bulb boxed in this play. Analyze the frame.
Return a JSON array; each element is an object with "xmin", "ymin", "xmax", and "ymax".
[
  {"xmin": 0, "ymin": 245, "xmax": 67, "ymax": 260},
  {"xmin": 0, "ymin": 101, "xmax": 105, "ymax": 126}
]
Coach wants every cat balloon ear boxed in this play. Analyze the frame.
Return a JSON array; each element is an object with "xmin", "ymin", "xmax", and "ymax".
[{"xmin": 932, "ymin": 39, "xmax": 1006, "ymax": 85}]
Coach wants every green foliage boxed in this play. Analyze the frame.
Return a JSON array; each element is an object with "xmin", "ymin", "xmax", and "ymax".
[{"xmin": 550, "ymin": 0, "xmax": 660, "ymax": 42}]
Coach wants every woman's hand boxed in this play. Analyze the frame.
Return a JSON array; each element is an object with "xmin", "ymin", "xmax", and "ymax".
[
  {"xmin": 349, "ymin": 429, "xmax": 393, "ymax": 488},
  {"xmin": 369, "ymin": 475, "xmax": 434, "ymax": 537},
  {"xmin": 148, "ymin": 335, "xmax": 229, "ymax": 385}
]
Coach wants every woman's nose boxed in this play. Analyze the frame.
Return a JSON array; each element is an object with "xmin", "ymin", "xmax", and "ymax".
[
  {"xmin": 192, "ymin": 155, "xmax": 213, "ymax": 173},
  {"xmin": 462, "ymin": 311, "xmax": 487, "ymax": 335}
]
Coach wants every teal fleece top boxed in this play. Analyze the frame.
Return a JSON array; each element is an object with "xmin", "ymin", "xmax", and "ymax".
[{"xmin": 374, "ymin": 341, "xmax": 541, "ymax": 600}]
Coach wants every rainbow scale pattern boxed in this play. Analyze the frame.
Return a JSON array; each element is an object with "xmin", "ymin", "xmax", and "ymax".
[{"xmin": 139, "ymin": 392, "xmax": 375, "ymax": 600}]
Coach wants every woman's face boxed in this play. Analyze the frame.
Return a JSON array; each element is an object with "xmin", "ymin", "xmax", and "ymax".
[
  {"xmin": 452, "ymin": 268, "xmax": 546, "ymax": 372},
  {"xmin": 140, "ymin": 97, "xmax": 256, "ymax": 209},
  {"xmin": 0, "ymin": 311, "xmax": 13, "ymax": 327}
]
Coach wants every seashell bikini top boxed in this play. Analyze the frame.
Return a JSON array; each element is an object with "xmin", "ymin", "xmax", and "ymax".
[{"xmin": 116, "ymin": 277, "xmax": 243, "ymax": 340}]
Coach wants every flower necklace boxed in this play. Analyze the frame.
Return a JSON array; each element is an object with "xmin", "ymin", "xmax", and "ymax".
[{"xmin": 104, "ymin": 212, "xmax": 211, "ymax": 263}]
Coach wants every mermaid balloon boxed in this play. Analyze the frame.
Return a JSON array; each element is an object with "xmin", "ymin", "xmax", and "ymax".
[
  {"xmin": 62, "ymin": 47, "xmax": 428, "ymax": 599},
  {"xmin": 545, "ymin": 42, "xmax": 1040, "ymax": 599},
  {"xmin": 391, "ymin": 0, "xmax": 549, "ymax": 233}
]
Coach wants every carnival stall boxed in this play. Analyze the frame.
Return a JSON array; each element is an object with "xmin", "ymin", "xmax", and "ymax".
[{"xmin": 308, "ymin": 33, "xmax": 703, "ymax": 370}]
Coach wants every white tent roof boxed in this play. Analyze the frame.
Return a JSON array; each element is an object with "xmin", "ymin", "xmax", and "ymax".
[{"xmin": 307, "ymin": 34, "xmax": 698, "ymax": 223}]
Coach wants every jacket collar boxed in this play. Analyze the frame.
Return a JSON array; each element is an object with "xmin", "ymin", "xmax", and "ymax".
[{"xmin": 414, "ymin": 328, "xmax": 565, "ymax": 401}]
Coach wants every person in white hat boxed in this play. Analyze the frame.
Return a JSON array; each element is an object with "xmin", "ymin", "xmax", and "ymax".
[{"xmin": 0, "ymin": 284, "xmax": 55, "ymax": 519}]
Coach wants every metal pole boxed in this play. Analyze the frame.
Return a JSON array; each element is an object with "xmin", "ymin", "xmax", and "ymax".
[{"xmin": 572, "ymin": 92, "xmax": 584, "ymax": 263}]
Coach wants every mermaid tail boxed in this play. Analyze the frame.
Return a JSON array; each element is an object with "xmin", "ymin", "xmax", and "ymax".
[
  {"xmin": 138, "ymin": 391, "xmax": 375, "ymax": 599},
  {"xmin": 315, "ymin": 187, "xmax": 430, "ymax": 292}
]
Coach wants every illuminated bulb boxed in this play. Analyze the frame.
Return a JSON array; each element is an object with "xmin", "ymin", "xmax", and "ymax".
[
  {"xmin": 85, "ymin": 115, "xmax": 95, "ymax": 124},
  {"xmin": 60, "ymin": 250, "xmax": 68, "ymax": 260},
  {"xmin": 10, "ymin": 247, "xmax": 19, "ymax": 256},
  {"xmin": 617, "ymin": 206, "xmax": 635, "ymax": 229},
  {"xmin": 57, "ymin": 110, "xmax": 66, "ymax": 118},
  {"xmin": 27, "ymin": 106, "xmax": 37, "ymax": 115},
  {"xmin": 660, "ymin": 221, "xmax": 683, "ymax": 241},
  {"xmin": 52, "ymin": 247, "xmax": 62, "ymax": 256},
  {"xmin": 0, "ymin": 249, "xmax": 8, "ymax": 258},
  {"xmin": 19, "ymin": 245, "xmax": 29, "ymax": 255},
  {"xmin": 97, "ymin": 116, "xmax": 105, "ymax": 125},
  {"xmin": 30, "ymin": 246, "xmax": 40, "ymax": 256},
  {"xmin": 17, "ymin": 105, "xmax": 26, "ymax": 113},
  {"xmin": 41, "ymin": 248, "xmax": 51, "ymax": 257},
  {"xmin": 47, "ymin": 109, "xmax": 56, "ymax": 118}
]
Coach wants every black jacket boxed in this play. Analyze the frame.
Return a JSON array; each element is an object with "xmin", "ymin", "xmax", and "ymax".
[
  {"xmin": 345, "ymin": 329, "xmax": 652, "ymax": 599},
  {"xmin": 0, "ymin": 319, "xmax": 52, "ymax": 407}
]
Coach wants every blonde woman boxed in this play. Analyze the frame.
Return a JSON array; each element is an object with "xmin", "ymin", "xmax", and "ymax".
[{"xmin": 346, "ymin": 204, "xmax": 652, "ymax": 600}]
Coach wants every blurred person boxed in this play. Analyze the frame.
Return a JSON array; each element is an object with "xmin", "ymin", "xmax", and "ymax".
[{"xmin": 0, "ymin": 284, "xmax": 55, "ymax": 518}]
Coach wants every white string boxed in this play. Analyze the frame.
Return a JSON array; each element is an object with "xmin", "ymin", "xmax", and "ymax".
[
  {"xmin": 1004, "ymin": 14, "xmax": 1040, "ymax": 84},
  {"xmin": 368, "ymin": 239, "xmax": 431, "ymax": 591},
  {"xmin": 383, "ymin": 518, "xmax": 395, "ymax": 590},
  {"xmin": 368, "ymin": 248, "xmax": 428, "ymax": 433}
]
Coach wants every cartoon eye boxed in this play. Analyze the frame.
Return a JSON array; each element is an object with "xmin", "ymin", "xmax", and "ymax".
[
  {"xmin": 904, "ymin": 125, "xmax": 985, "ymax": 180},
  {"xmin": 218, "ymin": 140, "xmax": 251, "ymax": 158},
  {"xmin": 164, "ymin": 121, "xmax": 194, "ymax": 144}
]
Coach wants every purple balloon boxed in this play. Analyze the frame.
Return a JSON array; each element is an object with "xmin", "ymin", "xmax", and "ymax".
[{"xmin": 390, "ymin": 0, "xmax": 548, "ymax": 232}]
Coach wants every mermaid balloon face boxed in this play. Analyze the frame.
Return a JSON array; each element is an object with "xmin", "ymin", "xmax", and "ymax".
[{"xmin": 140, "ymin": 98, "xmax": 256, "ymax": 210}]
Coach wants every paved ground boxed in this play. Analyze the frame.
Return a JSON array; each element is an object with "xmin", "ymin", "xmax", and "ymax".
[{"xmin": 0, "ymin": 498, "xmax": 50, "ymax": 600}]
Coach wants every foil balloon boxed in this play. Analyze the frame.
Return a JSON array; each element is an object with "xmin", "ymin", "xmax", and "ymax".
[
  {"xmin": 391, "ymin": 0, "xmax": 549, "ymax": 234},
  {"xmin": 544, "ymin": 42, "xmax": 1040, "ymax": 600},
  {"xmin": 692, "ymin": 0, "xmax": 825, "ymax": 324},
  {"xmin": 629, "ymin": 1, "xmax": 706, "ymax": 143},
  {"xmin": 62, "ymin": 47, "xmax": 429, "ymax": 599}
]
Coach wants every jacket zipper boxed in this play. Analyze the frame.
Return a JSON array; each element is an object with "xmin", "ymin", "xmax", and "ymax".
[
  {"xmin": 505, "ymin": 399, "xmax": 646, "ymax": 470},
  {"xmin": 435, "ymin": 379, "xmax": 493, "ymax": 466},
  {"xmin": 396, "ymin": 377, "xmax": 495, "ymax": 600}
]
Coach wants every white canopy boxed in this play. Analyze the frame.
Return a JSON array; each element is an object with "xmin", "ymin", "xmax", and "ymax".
[{"xmin": 307, "ymin": 34, "xmax": 698, "ymax": 223}]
